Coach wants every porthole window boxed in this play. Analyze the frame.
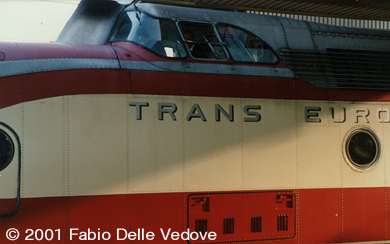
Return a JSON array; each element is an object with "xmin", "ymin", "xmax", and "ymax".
[
  {"xmin": 0, "ymin": 130, "xmax": 14, "ymax": 171},
  {"xmin": 344, "ymin": 127, "xmax": 380, "ymax": 171}
]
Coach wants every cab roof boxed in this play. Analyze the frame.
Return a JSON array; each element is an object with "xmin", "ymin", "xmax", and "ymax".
[
  {"xmin": 56, "ymin": 0, "xmax": 126, "ymax": 45},
  {"xmin": 57, "ymin": 0, "xmax": 390, "ymax": 52}
]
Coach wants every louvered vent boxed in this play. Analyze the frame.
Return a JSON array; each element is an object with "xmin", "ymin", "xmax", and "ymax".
[
  {"xmin": 223, "ymin": 217, "xmax": 235, "ymax": 234},
  {"xmin": 277, "ymin": 214, "xmax": 288, "ymax": 231},
  {"xmin": 195, "ymin": 218, "xmax": 207, "ymax": 234},
  {"xmin": 251, "ymin": 216, "xmax": 262, "ymax": 233},
  {"xmin": 279, "ymin": 48, "xmax": 390, "ymax": 91}
]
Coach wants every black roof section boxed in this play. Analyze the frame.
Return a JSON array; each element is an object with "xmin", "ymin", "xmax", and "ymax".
[{"xmin": 56, "ymin": 0, "xmax": 126, "ymax": 45}]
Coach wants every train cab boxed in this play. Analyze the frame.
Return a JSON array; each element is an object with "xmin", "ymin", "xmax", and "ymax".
[
  {"xmin": 2, "ymin": 0, "xmax": 390, "ymax": 243},
  {"xmin": 108, "ymin": 5, "xmax": 278, "ymax": 64}
]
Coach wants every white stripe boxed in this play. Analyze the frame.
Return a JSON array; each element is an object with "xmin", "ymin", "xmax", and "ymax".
[
  {"xmin": 0, "ymin": 58, "xmax": 120, "ymax": 77},
  {"xmin": 0, "ymin": 58, "xmax": 295, "ymax": 78},
  {"xmin": 120, "ymin": 60, "xmax": 295, "ymax": 77}
]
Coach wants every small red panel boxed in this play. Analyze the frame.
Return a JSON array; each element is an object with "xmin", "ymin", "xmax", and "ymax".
[
  {"xmin": 299, "ymin": 188, "xmax": 342, "ymax": 244},
  {"xmin": 188, "ymin": 191, "xmax": 295, "ymax": 243},
  {"xmin": 343, "ymin": 187, "xmax": 386, "ymax": 243}
]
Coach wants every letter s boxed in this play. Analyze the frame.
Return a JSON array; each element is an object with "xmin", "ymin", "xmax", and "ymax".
[{"xmin": 243, "ymin": 105, "xmax": 261, "ymax": 122}]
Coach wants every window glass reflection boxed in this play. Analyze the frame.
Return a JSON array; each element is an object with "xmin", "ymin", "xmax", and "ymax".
[
  {"xmin": 109, "ymin": 11, "xmax": 186, "ymax": 58},
  {"xmin": 217, "ymin": 24, "xmax": 278, "ymax": 64},
  {"xmin": 178, "ymin": 21, "xmax": 228, "ymax": 60}
]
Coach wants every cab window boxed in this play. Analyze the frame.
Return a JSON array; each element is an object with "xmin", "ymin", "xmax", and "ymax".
[
  {"xmin": 217, "ymin": 24, "xmax": 278, "ymax": 64},
  {"xmin": 178, "ymin": 21, "xmax": 228, "ymax": 60},
  {"xmin": 109, "ymin": 11, "xmax": 187, "ymax": 58}
]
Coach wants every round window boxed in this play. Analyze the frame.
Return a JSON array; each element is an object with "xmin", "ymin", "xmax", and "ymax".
[
  {"xmin": 0, "ymin": 130, "xmax": 14, "ymax": 171},
  {"xmin": 344, "ymin": 127, "xmax": 380, "ymax": 171}
]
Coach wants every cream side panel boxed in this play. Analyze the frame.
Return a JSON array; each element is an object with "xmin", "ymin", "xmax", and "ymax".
[
  {"xmin": 338, "ymin": 102, "xmax": 385, "ymax": 188},
  {"xmin": 296, "ymin": 102, "xmax": 342, "ymax": 188},
  {"xmin": 383, "ymin": 105, "xmax": 390, "ymax": 190},
  {"xmin": 242, "ymin": 100, "xmax": 297, "ymax": 189},
  {"xmin": 0, "ymin": 105, "xmax": 22, "ymax": 198},
  {"xmin": 1, "ymin": 95, "xmax": 388, "ymax": 199},
  {"xmin": 297, "ymin": 102, "xmax": 387, "ymax": 189},
  {"xmin": 183, "ymin": 98, "xmax": 242, "ymax": 191},
  {"xmin": 68, "ymin": 95, "xmax": 129, "ymax": 196},
  {"xmin": 127, "ymin": 96, "xmax": 184, "ymax": 193},
  {"xmin": 22, "ymin": 98, "xmax": 65, "ymax": 197},
  {"xmin": 0, "ymin": 151, "xmax": 19, "ymax": 198}
]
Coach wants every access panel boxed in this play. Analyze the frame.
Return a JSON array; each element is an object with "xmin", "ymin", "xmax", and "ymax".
[{"xmin": 188, "ymin": 191, "xmax": 295, "ymax": 243}]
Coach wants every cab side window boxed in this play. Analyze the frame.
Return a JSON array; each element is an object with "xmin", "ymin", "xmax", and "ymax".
[
  {"xmin": 109, "ymin": 11, "xmax": 186, "ymax": 58},
  {"xmin": 217, "ymin": 24, "xmax": 278, "ymax": 64},
  {"xmin": 178, "ymin": 21, "xmax": 228, "ymax": 60}
]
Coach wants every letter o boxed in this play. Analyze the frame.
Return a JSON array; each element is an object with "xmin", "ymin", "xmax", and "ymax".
[
  {"xmin": 190, "ymin": 232, "xmax": 199, "ymax": 240},
  {"xmin": 102, "ymin": 232, "xmax": 111, "ymax": 241},
  {"xmin": 376, "ymin": 108, "xmax": 390, "ymax": 123}
]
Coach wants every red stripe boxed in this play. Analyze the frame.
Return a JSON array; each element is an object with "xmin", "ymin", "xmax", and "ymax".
[
  {"xmin": 0, "ymin": 69, "xmax": 131, "ymax": 109},
  {"xmin": 1, "ymin": 41, "xmax": 390, "ymax": 108},
  {"xmin": 0, "ymin": 188, "xmax": 388, "ymax": 243},
  {"xmin": 0, "ymin": 67, "xmax": 328, "ymax": 109},
  {"xmin": 1, "ymin": 63, "xmax": 390, "ymax": 109}
]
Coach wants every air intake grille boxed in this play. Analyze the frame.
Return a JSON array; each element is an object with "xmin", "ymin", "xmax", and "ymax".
[
  {"xmin": 277, "ymin": 214, "xmax": 288, "ymax": 231},
  {"xmin": 278, "ymin": 48, "xmax": 390, "ymax": 91},
  {"xmin": 223, "ymin": 217, "xmax": 235, "ymax": 234},
  {"xmin": 195, "ymin": 218, "xmax": 207, "ymax": 234},
  {"xmin": 251, "ymin": 216, "xmax": 262, "ymax": 233}
]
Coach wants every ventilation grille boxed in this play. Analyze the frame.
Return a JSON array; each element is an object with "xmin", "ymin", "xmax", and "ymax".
[
  {"xmin": 195, "ymin": 218, "xmax": 208, "ymax": 234},
  {"xmin": 279, "ymin": 48, "xmax": 390, "ymax": 91},
  {"xmin": 251, "ymin": 216, "xmax": 262, "ymax": 233},
  {"xmin": 277, "ymin": 214, "xmax": 288, "ymax": 231},
  {"xmin": 223, "ymin": 217, "xmax": 235, "ymax": 234}
]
